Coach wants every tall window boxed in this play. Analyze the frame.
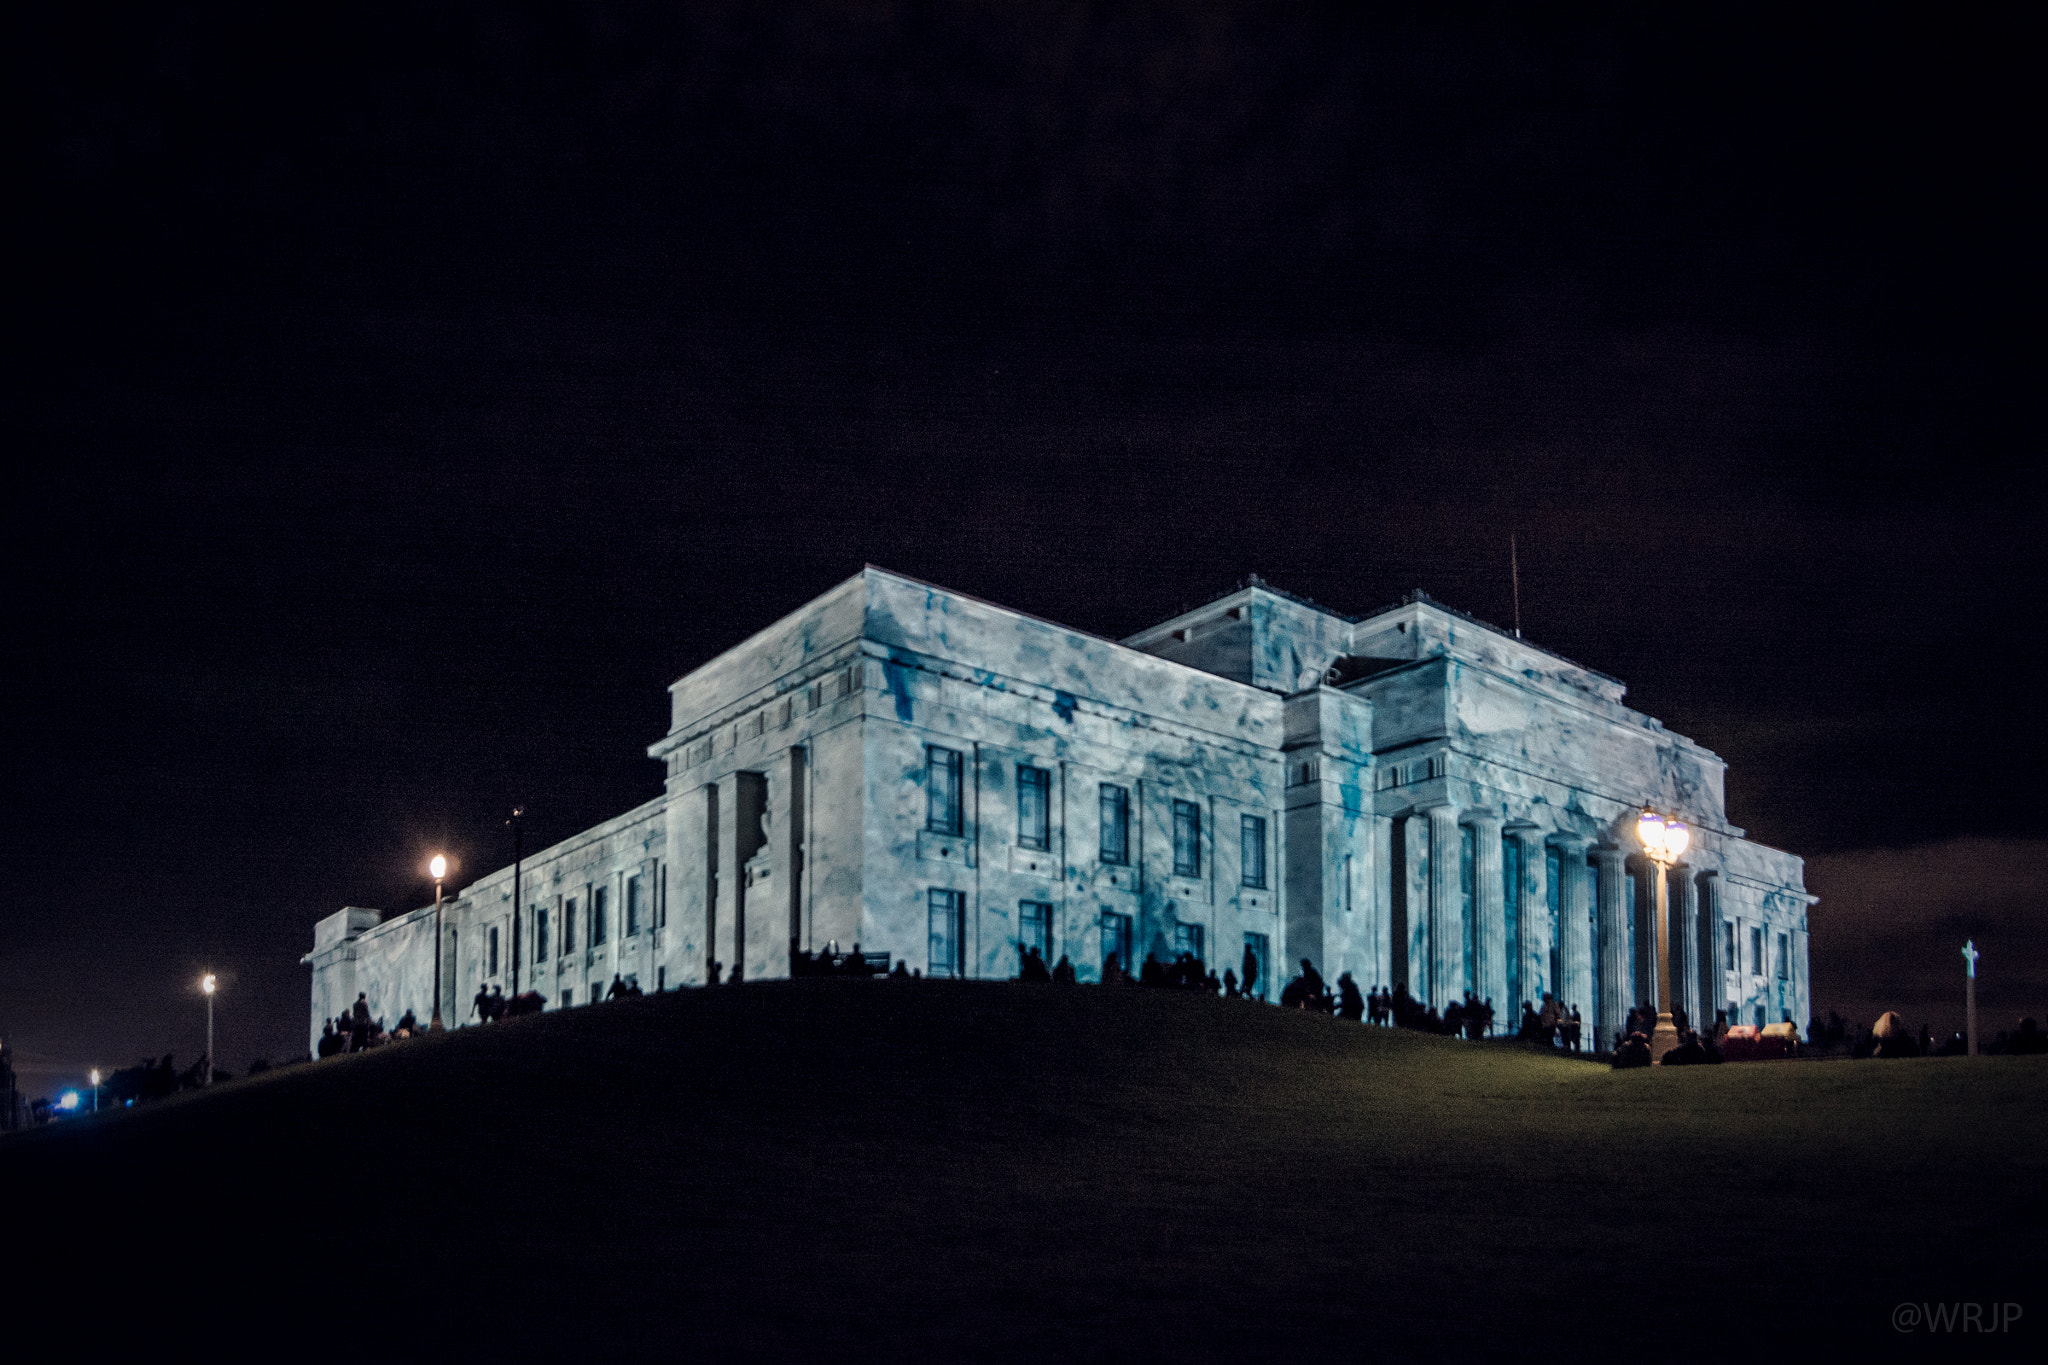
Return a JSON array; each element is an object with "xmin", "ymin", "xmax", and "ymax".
[
  {"xmin": 1016, "ymin": 765, "xmax": 1050, "ymax": 850},
  {"xmin": 926, "ymin": 747, "xmax": 964, "ymax": 836},
  {"xmin": 562, "ymin": 900, "xmax": 577, "ymax": 956},
  {"xmin": 1099, "ymin": 910, "xmax": 1133, "ymax": 973},
  {"xmin": 1099, "ymin": 784, "xmax": 1130, "ymax": 865},
  {"xmin": 1172, "ymin": 921, "xmax": 1205, "ymax": 962},
  {"xmin": 488, "ymin": 925, "xmax": 500, "ymax": 977},
  {"xmin": 1750, "ymin": 926, "xmax": 1764, "ymax": 977},
  {"xmin": 1172, "ymin": 799, "xmax": 1202, "ymax": 877},
  {"xmin": 1242, "ymin": 931, "xmax": 1270, "ymax": 999},
  {"xmin": 1776, "ymin": 932, "xmax": 1789, "ymax": 981},
  {"xmin": 1722, "ymin": 920, "xmax": 1736, "ymax": 974},
  {"xmin": 928, "ymin": 888, "xmax": 966, "ymax": 977},
  {"xmin": 626, "ymin": 876, "xmax": 642, "ymax": 937},
  {"xmin": 1019, "ymin": 901, "xmax": 1052, "ymax": 964},
  {"xmin": 592, "ymin": 886, "xmax": 609, "ymax": 947},
  {"xmin": 534, "ymin": 907, "xmax": 549, "ymax": 963},
  {"xmin": 1240, "ymin": 814, "xmax": 1267, "ymax": 888}
]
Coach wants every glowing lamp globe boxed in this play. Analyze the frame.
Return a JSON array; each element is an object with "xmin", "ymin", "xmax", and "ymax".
[
  {"xmin": 430, "ymin": 855, "xmax": 447, "ymax": 881},
  {"xmin": 202, "ymin": 973, "xmax": 216, "ymax": 995},
  {"xmin": 1663, "ymin": 819, "xmax": 1690, "ymax": 859},
  {"xmin": 1636, "ymin": 808, "xmax": 1664, "ymax": 854}
]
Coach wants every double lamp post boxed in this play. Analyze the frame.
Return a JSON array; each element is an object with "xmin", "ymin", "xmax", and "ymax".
[{"xmin": 1635, "ymin": 806, "xmax": 1691, "ymax": 1064}]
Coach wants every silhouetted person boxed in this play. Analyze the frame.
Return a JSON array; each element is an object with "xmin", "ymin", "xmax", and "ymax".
[
  {"xmin": 1222, "ymin": 968, "xmax": 1239, "ymax": 998},
  {"xmin": 890, "ymin": 959, "xmax": 910, "ymax": 979},
  {"xmin": 1567, "ymin": 1006, "xmax": 1584, "ymax": 1052},
  {"xmin": 488, "ymin": 985, "xmax": 505, "ymax": 1020},
  {"xmin": 473, "ymin": 984, "xmax": 492, "ymax": 1021},
  {"xmin": 1051, "ymin": 954, "xmax": 1076, "ymax": 986},
  {"xmin": 1338, "ymin": 972, "xmax": 1365, "ymax": 1021},
  {"xmin": 606, "ymin": 974, "xmax": 627, "ymax": 1000},
  {"xmin": 1101, "ymin": 953, "xmax": 1126, "ymax": 987},
  {"xmin": 1140, "ymin": 953, "xmax": 1165, "ymax": 988},
  {"xmin": 1299, "ymin": 958, "xmax": 1325, "ymax": 1002},
  {"xmin": 350, "ymin": 994, "xmax": 372, "ymax": 1052},
  {"xmin": 1242, "ymin": 944, "xmax": 1261, "ymax": 1000}
]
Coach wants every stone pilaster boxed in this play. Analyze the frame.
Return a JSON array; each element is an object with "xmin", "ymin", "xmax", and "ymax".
[
  {"xmin": 1468, "ymin": 810, "xmax": 1506, "ymax": 1023},
  {"xmin": 1402, "ymin": 813, "xmax": 1432, "ymax": 1000},
  {"xmin": 1593, "ymin": 845, "xmax": 1629, "ymax": 1051},
  {"xmin": 1548, "ymin": 836, "xmax": 1588, "ymax": 1024}
]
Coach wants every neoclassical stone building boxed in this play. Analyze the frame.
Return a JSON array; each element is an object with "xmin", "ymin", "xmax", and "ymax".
[{"xmin": 305, "ymin": 567, "xmax": 1810, "ymax": 1053}]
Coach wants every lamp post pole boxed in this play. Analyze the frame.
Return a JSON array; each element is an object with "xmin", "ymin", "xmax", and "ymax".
[
  {"xmin": 430, "ymin": 855, "xmax": 448, "ymax": 1031},
  {"xmin": 201, "ymin": 973, "xmax": 217, "ymax": 1085},
  {"xmin": 1963, "ymin": 940, "xmax": 1979, "ymax": 1056},
  {"xmin": 1635, "ymin": 808, "xmax": 1690, "ymax": 1065},
  {"xmin": 509, "ymin": 808, "xmax": 524, "ymax": 997},
  {"xmin": 90, "ymin": 1069, "xmax": 100, "ymax": 1113}
]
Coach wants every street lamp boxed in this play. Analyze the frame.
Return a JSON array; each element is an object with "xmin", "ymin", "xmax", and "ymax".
[
  {"xmin": 430, "ymin": 854, "xmax": 448, "ymax": 1031},
  {"xmin": 1634, "ymin": 807, "xmax": 1691, "ymax": 1064},
  {"xmin": 201, "ymin": 973, "xmax": 217, "ymax": 1086}
]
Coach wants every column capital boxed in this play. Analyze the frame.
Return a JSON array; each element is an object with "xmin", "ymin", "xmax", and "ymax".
[
  {"xmin": 1590, "ymin": 844, "xmax": 1628, "ymax": 866},
  {"xmin": 1544, "ymin": 831, "xmax": 1589, "ymax": 851},
  {"xmin": 1462, "ymin": 808, "xmax": 1505, "ymax": 831}
]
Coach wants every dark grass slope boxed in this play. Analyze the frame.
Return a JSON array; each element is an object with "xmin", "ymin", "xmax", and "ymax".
[{"xmin": 10, "ymin": 982, "xmax": 2042, "ymax": 1357}]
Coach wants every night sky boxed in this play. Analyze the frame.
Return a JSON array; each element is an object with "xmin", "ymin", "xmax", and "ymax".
[{"xmin": 12, "ymin": 4, "xmax": 2042, "ymax": 1093}]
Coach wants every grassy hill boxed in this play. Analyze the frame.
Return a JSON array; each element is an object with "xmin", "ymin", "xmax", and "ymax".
[{"xmin": 9, "ymin": 981, "xmax": 2041, "ymax": 1356}]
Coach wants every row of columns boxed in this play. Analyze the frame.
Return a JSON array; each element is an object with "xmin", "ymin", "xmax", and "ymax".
[{"xmin": 1399, "ymin": 807, "xmax": 1726, "ymax": 1051}]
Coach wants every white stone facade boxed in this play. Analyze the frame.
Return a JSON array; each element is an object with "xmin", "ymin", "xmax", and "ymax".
[{"xmin": 305, "ymin": 568, "xmax": 1811, "ymax": 1053}]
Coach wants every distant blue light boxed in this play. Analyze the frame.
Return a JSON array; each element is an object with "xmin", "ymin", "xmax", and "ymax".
[{"xmin": 58, "ymin": 1091, "xmax": 80, "ymax": 1111}]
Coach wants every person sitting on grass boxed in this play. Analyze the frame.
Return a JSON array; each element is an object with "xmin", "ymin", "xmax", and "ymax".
[
  {"xmin": 1018, "ymin": 947, "xmax": 1052, "ymax": 983},
  {"xmin": 1222, "ymin": 967, "xmax": 1239, "ymax": 998},
  {"xmin": 890, "ymin": 959, "xmax": 910, "ymax": 979},
  {"xmin": 1051, "ymin": 954, "xmax": 1076, "ymax": 986}
]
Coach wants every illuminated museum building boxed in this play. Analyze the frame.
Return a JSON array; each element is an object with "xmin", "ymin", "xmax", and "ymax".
[{"xmin": 305, "ymin": 568, "xmax": 1811, "ymax": 1052}]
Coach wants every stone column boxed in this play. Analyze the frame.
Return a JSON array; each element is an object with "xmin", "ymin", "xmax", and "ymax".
[
  {"xmin": 1592, "ymin": 845, "xmax": 1629, "ymax": 1051},
  {"xmin": 1547, "ymin": 836, "xmax": 1588, "ymax": 1025},
  {"xmin": 1514, "ymin": 826, "xmax": 1548, "ymax": 1003},
  {"xmin": 1425, "ymin": 804, "xmax": 1463, "ymax": 1008},
  {"xmin": 1402, "ymin": 813, "xmax": 1432, "ymax": 1001},
  {"xmin": 1696, "ymin": 871, "xmax": 1722, "ymax": 1029},
  {"xmin": 1467, "ymin": 810, "xmax": 1506, "ymax": 1024},
  {"xmin": 1673, "ymin": 864, "xmax": 1699, "ymax": 1030}
]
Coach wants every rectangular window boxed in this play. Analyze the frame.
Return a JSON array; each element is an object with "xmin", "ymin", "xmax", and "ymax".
[
  {"xmin": 1099, "ymin": 910, "xmax": 1133, "ymax": 974},
  {"xmin": 928, "ymin": 888, "xmax": 966, "ymax": 978},
  {"xmin": 1099, "ymin": 784, "xmax": 1130, "ymax": 865},
  {"xmin": 658, "ymin": 866, "xmax": 667, "ymax": 928},
  {"xmin": 534, "ymin": 907, "xmax": 549, "ymax": 963},
  {"xmin": 592, "ymin": 886, "xmax": 609, "ymax": 947},
  {"xmin": 1240, "ymin": 814, "xmax": 1267, "ymax": 888},
  {"xmin": 656, "ymin": 966, "xmax": 665, "ymax": 992},
  {"xmin": 1242, "ymin": 931, "xmax": 1271, "ymax": 999},
  {"xmin": 488, "ymin": 925, "xmax": 500, "ymax": 977},
  {"xmin": 561, "ymin": 900, "xmax": 578, "ymax": 957},
  {"xmin": 1016, "ymin": 765, "xmax": 1051, "ymax": 850},
  {"xmin": 561, "ymin": 987, "xmax": 573, "ymax": 1008},
  {"xmin": 926, "ymin": 747, "xmax": 964, "ymax": 835},
  {"xmin": 626, "ymin": 876, "xmax": 642, "ymax": 937},
  {"xmin": 1776, "ymin": 932, "xmax": 1789, "ymax": 981},
  {"xmin": 1019, "ymin": 900, "xmax": 1052, "ymax": 965},
  {"xmin": 1172, "ymin": 799, "xmax": 1202, "ymax": 877},
  {"xmin": 1172, "ymin": 921, "xmax": 1205, "ymax": 963},
  {"xmin": 1723, "ymin": 919, "xmax": 1736, "ymax": 972},
  {"xmin": 1750, "ymin": 925, "xmax": 1764, "ymax": 977}
]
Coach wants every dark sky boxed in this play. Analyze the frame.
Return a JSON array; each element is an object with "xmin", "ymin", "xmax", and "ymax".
[{"xmin": 10, "ymin": 3, "xmax": 2042, "ymax": 1090}]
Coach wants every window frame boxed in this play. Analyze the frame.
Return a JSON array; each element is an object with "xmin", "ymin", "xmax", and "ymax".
[
  {"xmin": 626, "ymin": 875, "xmax": 642, "ymax": 937},
  {"xmin": 1172, "ymin": 799, "xmax": 1202, "ymax": 878},
  {"xmin": 1240, "ymin": 813, "xmax": 1267, "ymax": 888},
  {"xmin": 1099, "ymin": 783, "xmax": 1131, "ymax": 866},
  {"xmin": 926, "ymin": 746, "xmax": 965, "ymax": 836},
  {"xmin": 1018, "ymin": 899, "xmax": 1052, "ymax": 962},
  {"xmin": 592, "ymin": 885, "xmax": 608, "ymax": 947},
  {"xmin": 1016, "ymin": 764, "xmax": 1051, "ymax": 851},
  {"xmin": 928, "ymin": 887, "xmax": 966, "ymax": 978}
]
